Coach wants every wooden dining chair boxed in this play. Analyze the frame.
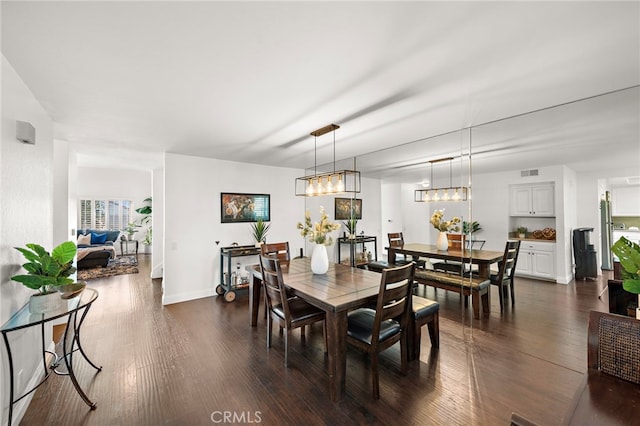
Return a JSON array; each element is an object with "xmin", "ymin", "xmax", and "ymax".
[
  {"xmin": 388, "ymin": 232, "xmax": 426, "ymax": 269},
  {"xmin": 432, "ymin": 236, "xmax": 483, "ymax": 275},
  {"xmin": 261, "ymin": 242, "xmax": 291, "ymax": 269},
  {"xmin": 259, "ymin": 255, "xmax": 326, "ymax": 367},
  {"xmin": 346, "ymin": 262, "xmax": 415, "ymax": 399},
  {"xmin": 259, "ymin": 242, "xmax": 292, "ymax": 319},
  {"xmin": 490, "ymin": 240, "xmax": 521, "ymax": 310}
]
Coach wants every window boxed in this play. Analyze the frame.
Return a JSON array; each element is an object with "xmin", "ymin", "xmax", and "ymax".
[{"xmin": 79, "ymin": 199, "xmax": 132, "ymax": 230}]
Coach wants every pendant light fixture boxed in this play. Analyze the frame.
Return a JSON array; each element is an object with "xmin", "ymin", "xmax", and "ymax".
[
  {"xmin": 295, "ymin": 124, "xmax": 361, "ymax": 196},
  {"xmin": 414, "ymin": 157, "xmax": 469, "ymax": 202}
]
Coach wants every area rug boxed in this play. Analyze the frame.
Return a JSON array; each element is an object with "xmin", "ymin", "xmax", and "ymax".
[{"xmin": 78, "ymin": 255, "xmax": 139, "ymax": 281}]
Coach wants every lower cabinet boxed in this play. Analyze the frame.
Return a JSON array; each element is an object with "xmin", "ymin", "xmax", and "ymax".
[{"xmin": 516, "ymin": 241, "xmax": 556, "ymax": 281}]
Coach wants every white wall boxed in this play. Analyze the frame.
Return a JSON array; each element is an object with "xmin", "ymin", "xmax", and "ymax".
[
  {"xmin": 163, "ymin": 153, "xmax": 306, "ymax": 305},
  {"xmin": 1, "ymin": 55, "xmax": 55, "ymax": 425},
  {"xmin": 381, "ymin": 183, "xmax": 403, "ymax": 257},
  {"xmin": 151, "ymin": 168, "xmax": 163, "ymax": 279},
  {"xmin": 53, "ymin": 139, "xmax": 72, "ymax": 245}
]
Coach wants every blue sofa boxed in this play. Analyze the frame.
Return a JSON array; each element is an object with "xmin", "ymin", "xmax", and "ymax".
[{"xmin": 76, "ymin": 229, "xmax": 120, "ymax": 269}]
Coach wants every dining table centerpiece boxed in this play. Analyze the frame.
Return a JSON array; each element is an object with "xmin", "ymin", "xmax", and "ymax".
[
  {"xmin": 430, "ymin": 209, "xmax": 461, "ymax": 251},
  {"xmin": 297, "ymin": 206, "xmax": 341, "ymax": 274}
]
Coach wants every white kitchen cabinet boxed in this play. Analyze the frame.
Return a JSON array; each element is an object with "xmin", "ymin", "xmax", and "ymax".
[
  {"xmin": 509, "ymin": 183, "xmax": 555, "ymax": 216},
  {"xmin": 516, "ymin": 241, "xmax": 556, "ymax": 281},
  {"xmin": 611, "ymin": 186, "xmax": 640, "ymax": 216}
]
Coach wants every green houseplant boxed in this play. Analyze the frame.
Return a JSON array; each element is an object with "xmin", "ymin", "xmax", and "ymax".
[
  {"xmin": 11, "ymin": 241, "xmax": 78, "ymax": 313},
  {"xmin": 250, "ymin": 218, "xmax": 271, "ymax": 245},
  {"xmin": 462, "ymin": 221, "xmax": 482, "ymax": 235},
  {"xmin": 343, "ymin": 217, "xmax": 358, "ymax": 239},
  {"xmin": 135, "ymin": 197, "xmax": 152, "ymax": 246},
  {"xmin": 611, "ymin": 236, "xmax": 640, "ymax": 319},
  {"xmin": 516, "ymin": 226, "xmax": 528, "ymax": 238}
]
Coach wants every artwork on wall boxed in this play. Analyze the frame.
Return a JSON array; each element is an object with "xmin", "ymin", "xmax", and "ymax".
[
  {"xmin": 221, "ymin": 193, "xmax": 270, "ymax": 223},
  {"xmin": 334, "ymin": 198, "xmax": 362, "ymax": 220}
]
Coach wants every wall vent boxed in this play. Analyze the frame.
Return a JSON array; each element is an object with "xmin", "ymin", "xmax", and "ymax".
[{"xmin": 520, "ymin": 169, "xmax": 539, "ymax": 177}]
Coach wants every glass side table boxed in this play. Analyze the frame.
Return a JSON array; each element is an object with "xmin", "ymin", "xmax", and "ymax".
[
  {"xmin": 120, "ymin": 239, "xmax": 139, "ymax": 255},
  {"xmin": 0, "ymin": 288, "xmax": 102, "ymax": 425}
]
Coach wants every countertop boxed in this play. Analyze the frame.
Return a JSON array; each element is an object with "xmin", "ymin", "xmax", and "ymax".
[{"xmin": 513, "ymin": 237, "xmax": 556, "ymax": 243}]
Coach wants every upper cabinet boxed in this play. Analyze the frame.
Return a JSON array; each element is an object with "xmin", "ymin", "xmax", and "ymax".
[
  {"xmin": 611, "ymin": 186, "xmax": 640, "ymax": 216},
  {"xmin": 509, "ymin": 183, "xmax": 555, "ymax": 217}
]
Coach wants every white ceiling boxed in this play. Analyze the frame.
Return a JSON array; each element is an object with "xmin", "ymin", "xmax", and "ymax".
[{"xmin": 2, "ymin": 1, "xmax": 639, "ymax": 182}]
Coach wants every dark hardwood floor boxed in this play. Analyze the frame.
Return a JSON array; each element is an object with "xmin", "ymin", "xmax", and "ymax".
[{"xmin": 21, "ymin": 256, "xmax": 615, "ymax": 425}]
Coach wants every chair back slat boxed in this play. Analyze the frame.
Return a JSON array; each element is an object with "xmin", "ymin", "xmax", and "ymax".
[
  {"xmin": 261, "ymin": 242, "xmax": 291, "ymax": 269},
  {"xmin": 388, "ymin": 232, "xmax": 404, "ymax": 248},
  {"xmin": 371, "ymin": 263, "xmax": 415, "ymax": 343},
  {"xmin": 496, "ymin": 240, "xmax": 521, "ymax": 283},
  {"xmin": 259, "ymin": 255, "xmax": 291, "ymax": 325}
]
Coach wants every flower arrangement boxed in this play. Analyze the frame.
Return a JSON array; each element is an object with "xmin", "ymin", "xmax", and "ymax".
[
  {"xmin": 430, "ymin": 209, "xmax": 461, "ymax": 232},
  {"xmin": 297, "ymin": 207, "xmax": 341, "ymax": 246}
]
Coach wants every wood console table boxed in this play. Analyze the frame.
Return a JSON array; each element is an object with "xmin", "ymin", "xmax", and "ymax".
[{"xmin": 0, "ymin": 288, "xmax": 102, "ymax": 426}]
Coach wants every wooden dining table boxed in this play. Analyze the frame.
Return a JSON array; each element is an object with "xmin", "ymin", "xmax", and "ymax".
[
  {"xmin": 247, "ymin": 258, "xmax": 384, "ymax": 402},
  {"xmin": 387, "ymin": 243, "xmax": 505, "ymax": 279}
]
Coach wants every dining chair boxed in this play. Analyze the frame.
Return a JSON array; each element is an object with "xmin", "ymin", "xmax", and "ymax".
[
  {"xmin": 432, "ymin": 238, "xmax": 485, "ymax": 275},
  {"xmin": 490, "ymin": 240, "xmax": 521, "ymax": 310},
  {"xmin": 259, "ymin": 242, "xmax": 293, "ymax": 319},
  {"xmin": 261, "ymin": 242, "xmax": 291, "ymax": 269},
  {"xmin": 259, "ymin": 255, "xmax": 326, "ymax": 367},
  {"xmin": 346, "ymin": 262, "xmax": 415, "ymax": 399},
  {"xmin": 388, "ymin": 232, "xmax": 426, "ymax": 269}
]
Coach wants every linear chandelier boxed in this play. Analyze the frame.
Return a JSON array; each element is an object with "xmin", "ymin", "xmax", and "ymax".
[
  {"xmin": 414, "ymin": 157, "xmax": 469, "ymax": 202},
  {"xmin": 295, "ymin": 124, "xmax": 361, "ymax": 196}
]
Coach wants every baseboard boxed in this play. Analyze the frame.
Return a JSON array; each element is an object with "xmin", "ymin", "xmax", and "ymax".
[
  {"xmin": 162, "ymin": 288, "xmax": 214, "ymax": 305},
  {"xmin": 9, "ymin": 340, "xmax": 55, "ymax": 426},
  {"xmin": 150, "ymin": 263, "xmax": 163, "ymax": 279}
]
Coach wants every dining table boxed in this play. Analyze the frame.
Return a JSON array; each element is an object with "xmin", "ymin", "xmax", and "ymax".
[
  {"xmin": 247, "ymin": 257, "xmax": 385, "ymax": 402},
  {"xmin": 387, "ymin": 243, "xmax": 505, "ymax": 279}
]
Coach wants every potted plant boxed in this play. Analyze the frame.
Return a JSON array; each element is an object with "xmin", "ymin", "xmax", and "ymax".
[
  {"xmin": 516, "ymin": 226, "xmax": 528, "ymax": 238},
  {"xmin": 250, "ymin": 218, "xmax": 271, "ymax": 246},
  {"xmin": 124, "ymin": 222, "xmax": 140, "ymax": 241},
  {"xmin": 463, "ymin": 221, "xmax": 482, "ymax": 236},
  {"xmin": 343, "ymin": 217, "xmax": 358, "ymax": 239},
  {"xmin": 611, "ymin": 236, "xmax": 640, "ymax": 319},
  {"xmin": 11, "ymin": 241, "xmax": 79, "ymax": 314},
  {"xmin": 135, "ymin": 197, "xmax": 152, "ymax": 249}
]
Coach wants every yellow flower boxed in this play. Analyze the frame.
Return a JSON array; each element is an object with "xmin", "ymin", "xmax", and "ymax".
[
  {"xmin": 296, "ymin": 207, "xmax": 340, "ymax": 246},
  {"xmin": 430, "ymin": 209, "xmax": 461, "ymax": 232}
]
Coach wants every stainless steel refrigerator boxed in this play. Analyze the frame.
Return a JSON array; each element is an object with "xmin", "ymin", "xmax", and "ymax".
[{"xmin": 600, "ymin": 191, "xmax": 613, "ymax": 270}]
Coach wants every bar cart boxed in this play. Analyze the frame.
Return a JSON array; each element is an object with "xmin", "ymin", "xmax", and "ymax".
[
  {"xmin": 337, "ymin": 235, "xmax": 378, "ymax": 268},
  {"xmin": 216, "ymin": 244, "xmax": 261, "ymax": 302}
]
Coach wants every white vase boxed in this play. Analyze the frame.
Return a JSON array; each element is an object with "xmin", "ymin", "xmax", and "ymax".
[
  {"xmin": 311, "ymin": 243, "xmax": 329, "ymax": 274},
  {"xmin": 436, "ymin": 231, "xmax": 448, "ymax": 251},
  {"xmin": 637, "ymin": 295, "xmax": 640, "ymax": 320},
  {"xmin": 28, "ymin": 291, "xmax": 63, "ymax": 314}
]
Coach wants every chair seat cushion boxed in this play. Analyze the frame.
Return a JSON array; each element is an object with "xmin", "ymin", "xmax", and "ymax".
[
  {"xmin": 347, "ymin": 308, "xmax": 401, "ymax": 344},
  {"xmin": 489, "ymin": 273, "xmax": 509, "ymax": 285},
  {"xmin": 412, "ymin": 297, "xmax": 440, "ymax": 320},
  {"xmin": 272, "ymin": 297, "xmax": 324, "ymax": 322}
]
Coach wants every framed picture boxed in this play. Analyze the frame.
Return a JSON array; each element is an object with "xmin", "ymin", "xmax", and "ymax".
[
  {"xmin": 221, "ymin": 193, "xmax": 270, "ymax": 223},
  {"xmin": 335, "ymin": 198, "xmax": 362, "ymax": 220}
]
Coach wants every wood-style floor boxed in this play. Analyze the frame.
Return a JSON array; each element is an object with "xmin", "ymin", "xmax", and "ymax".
[{"xmin": 21, "ymin": 256, "xmax": 615, "ymax": 425}]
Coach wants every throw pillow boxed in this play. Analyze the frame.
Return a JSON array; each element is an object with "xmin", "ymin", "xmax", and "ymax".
[
  {"xmin": 90, "ymin": 232, "xmax": 107, "ymax": 245},
  {"xmin": 77, "ymin": 233, "xmax": 91, "ymax": 245}
]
